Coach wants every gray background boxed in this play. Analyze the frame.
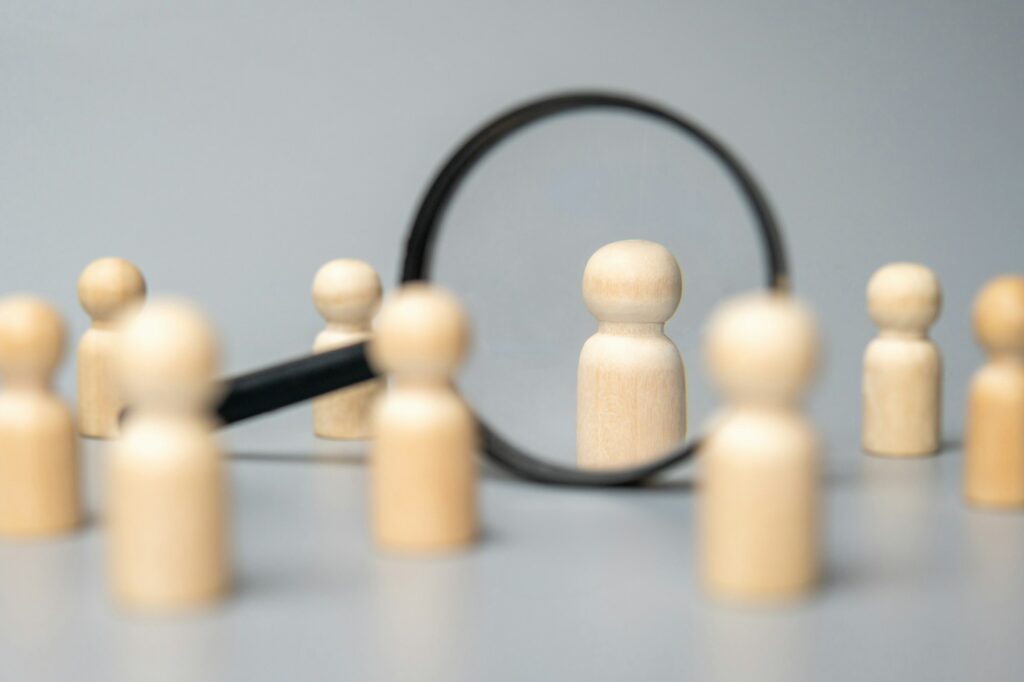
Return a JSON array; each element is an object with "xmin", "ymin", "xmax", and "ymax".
[{"xmin": 1, "ymin": 1, "xmax": 1023, "ymax": 680}]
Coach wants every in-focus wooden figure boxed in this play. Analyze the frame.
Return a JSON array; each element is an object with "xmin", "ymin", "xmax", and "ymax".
[
  {"xmin": 312, "ymin": 259, "xmax": 382, "ymax": 439},
  {"xmin": 965, "ymin": 275, "xmax": 1024, "ymax": 508},
  {"xmin": 862, "ymin": 262, "xmax": 942, "ymax": 457},
  {"xmin": 577, "ymin": 239, "xmax": 685, "ymax": 469},
  {"xmin": 699, "ymin": 292, "xmax": 819, "ymax": 602},
  {"xmin": 77, "ymin": 257, "xmax": 147, "ymax": 438},
  {"xmin": 0, "ymin": 296, "xmax": 80, "ymax": 536},
  {"xmin": 108, "ymin": 299, "xmax": 228, "ymax": 611},
  {"xmin": 368, "ymin": 283, "xmax": 477, "ymax": 553}
]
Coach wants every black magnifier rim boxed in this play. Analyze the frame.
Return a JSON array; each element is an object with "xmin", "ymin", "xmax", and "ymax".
[{"xmin": 400, "ymin": 91, "xmax": 789, "ymax": 486}]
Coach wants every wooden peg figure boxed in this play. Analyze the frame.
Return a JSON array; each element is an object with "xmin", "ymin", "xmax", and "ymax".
[
  {"xmin": 0, "ymin": 296, "xmax": 80, "ymax": 536},
  {"xmin": 108, "ymin": 299, "xmax": 228, "ymax": 611},
  {"xmin": 312, "ymin": 259, "xmax": 383, "ymax": 439},
  {"xmin": 699, "ymin": 293, "xmax": 819, "ymax": 602},
  {"xmin": 577, "ymin": 239, "xmax": 686, "ymax": 469},
  {"xmin": 368, "ymin": 283, "xmax": 477, "ymax": 553},
  {"xmin": 77, "ymin": 257, "xmax": 147, "ymax": 438},
  {"xmin": 965, "ymin": 275, "xmax": 1024, "ymax": 508},
  {"xmin": 862, "ymin": 262, "xmax": 942, "ymax": 457}
]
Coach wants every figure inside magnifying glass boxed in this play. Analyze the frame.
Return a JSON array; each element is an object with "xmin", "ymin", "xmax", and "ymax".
[{"xmin": 577, "ymin": 239, "xmax": 686, "ymax": 469}]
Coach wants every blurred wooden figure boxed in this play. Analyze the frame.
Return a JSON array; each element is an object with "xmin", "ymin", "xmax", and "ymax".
[
  {"xmin": 699, "ymin": 292, "xmax": 819, "ymax": 602},
  {"xmin": 0, "ymin": 296, "xmax": 80, "ymax": 536},
  {"xmin": 862, "ymin": 262, "xmax": 942, "ymax": 457},
  {"xmin": 577, "ymin": 239, "xmax": 686, "ymax": 469},
  {"xmin": 108, "ymin": 299, "xmax": 228, "ymax": 611},
  {"xmin": 965, "ymin": 275, "xmax": 1024, "ymax": 508},
  {"xmin": 312, "ymin": 259, "xmax": 382, "ymax": 439},
  {"xmin": 368, "ymin": 283, "xmax": 476, "ymax": 552},
  {"xmin": 77, "ymin": 257, "xmax": 146, "ymax": 438}
]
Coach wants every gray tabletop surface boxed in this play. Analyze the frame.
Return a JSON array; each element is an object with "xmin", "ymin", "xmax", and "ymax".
[{"xmin": 1, "ymin": 405, "xmax": 1022, "ymax": 682}]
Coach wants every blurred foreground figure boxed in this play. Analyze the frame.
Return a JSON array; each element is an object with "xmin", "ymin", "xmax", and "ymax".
[
  {"xmin": 699, "ymin": 292, "xmax": 820, "ymax": 602},
  {"xmin": 368, "ymin": 283, "xmax": 477, "ymax": 553},
  {"xmin": 0, "ymin": 296, "xmax": 79, "ymax": 536},
  {"xmin": 965, "ymin": 275, "xmax": 1024, "ymax": 508},
  {"xmin": 108, "ymin": 299, "xmax": 228, "ymax": 611}
]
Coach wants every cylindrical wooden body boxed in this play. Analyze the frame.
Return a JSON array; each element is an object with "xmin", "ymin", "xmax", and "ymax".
[
  {"xmin": 699, "ymin": 408, "xmax": 818, "ymax": 601},
  {"xmin": 862, "ymin": 336, "xmax": 941, "ymax": 456},
  {"xmin": 313, "ymin": 328, "xmax": 381, "ymax": 439},
  {"xmin": 965, "ymin": 361, "xmax": 1024, "ymax": 507},
  {"xmin": 577, "ymin": 325, "xmax": 686, "ymax": 469},
  {"xmin": 77, "ymin": 327, "xmax": 121, "ymax": 438},
  {"xmin": 0, "ymin": 390, "xmax": 79, "ymax": 536},
  {"xmin": 371, "ymin": 387, "xmax": 476, "ymax": 552},
  {"xmin": 109, "ymin": 414, "xmax": 227, "ymax": 610}
]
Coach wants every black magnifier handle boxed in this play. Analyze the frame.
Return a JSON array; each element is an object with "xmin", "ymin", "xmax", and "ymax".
[
  {"xmin": 216, "ymin": 343, "xmax": 375, "ymax": 425},
  {"xmin": 213, "ymin": 349, "xmax": 695, "ymax": 487},
  {"xmin": 214, "ymin": 347, "xmax": 697, "ymax": 486}
]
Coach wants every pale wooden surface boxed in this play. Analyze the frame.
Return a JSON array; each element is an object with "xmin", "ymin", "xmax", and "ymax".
[
  {"xmin": 577, "ymin": 240, "xmax": 686, "ymax": 469},
  {"xmin": 862, "ymin": 262, "xmax": 942, "ymax": 457},
  {"xmin": 76, "ymin": 257, "xmax": 146, "ymax": 439},
  {"xmin": 368, "ymin": 283, "xmax": 477, "ymax": 552},
  {"xmin": 965, "ymin": 275, "xmax": 1024, "ymax": 508},
  {"xmin": 699, "ymin": 292, "xmax": 819, "ymax": 601},
  {"xmin": 311, "ymin": 259, "xmax": 383, "ymax": 440},
  {"xmin": 108, "ymin": 300, "xmax": 228, "ymax": 610},
  {"xmin": 0, "ymin": 296, "xmax": 80, "ymax": 536}
]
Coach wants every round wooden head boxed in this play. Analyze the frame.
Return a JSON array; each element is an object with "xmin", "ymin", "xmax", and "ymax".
[
  {"xmin": 0, "ymin": 296, "xmax": 66, "ymax": 384},
  {"xmin": 116, "ymin": 299, "xmax": 220, "ymax": 408},
  {"xmin": 78, "ymin": 257, "xmax": 147, "ymax": 324},
  {"xmin": 369, "ymin": 283, "xmax": 469, "ymax": 380},
  {"xmin": 705, "ymin": 292, "xmax": 818, "ymax": 404},
  {"xmin": 583, "ymin": 240, "xmax": 682, "ymax": 324},
  {"xmin": 973, "ymin": 275, "xmax": 1024, "ymax": 356},
  {"xmin": 312, "ymin": 259, "xmax": 382, "ymax": 327},
  {"xmin": 867, "ymin": 262, "xmax": 941, "ymax": 335}
]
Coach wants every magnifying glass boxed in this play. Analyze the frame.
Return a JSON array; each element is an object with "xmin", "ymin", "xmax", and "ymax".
[{"xmin": 213, "ymin": 91, "xmax": 790, "ymax": 487}]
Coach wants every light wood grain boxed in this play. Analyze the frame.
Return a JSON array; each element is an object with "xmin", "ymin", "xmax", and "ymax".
[
  {"xmin": 108, "ymin": 300, "xmax": 228, "ymax": 611},
  {"xmin": 965, "ymin": 275, "xmax": 1024, "ymax": 508},
  {"xmin": 699, "ymin": 292, "xmax": 819, "ymax": 602},
  {"xmin": 0, "ymin": 296, "xmax": 80, "ymax": 536},
  {"xmin": 862, "ymin": 262, "xmax": 942, "ymax": 457},
  {"xmin": 368, "ymin": 283, "xmax": 477, "ymax": 553},
  {"xmin": 577, "ymin": 240, "xmax": 686, "ymax": 469},
  {"xmin": 77, "ymin": 257, "xmax": 146, "ymax": 438}
]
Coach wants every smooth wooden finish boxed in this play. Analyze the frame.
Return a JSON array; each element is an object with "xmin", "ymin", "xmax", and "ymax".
[
  {"xmin": 577, "ymin": 240, "xmax": 685, "ymax": 469},
  {"xmin": 77, "ymin": 257, "xmax": 146, "ymax": 438},
  {"xmin": 108, "ymin": 300, "xmax": 228, "ymax": 611},
  {"xmin": 965, "ymin": 275, "xmax": 1024, "ymax": 508},
  {"xmin": 862, "ymin": 262, "xmax": 942, "ymax": 457},
  {"xmin": 0, "ymin": 296, "xmax": 80, "ymax": 536},
  {"xmin": 312, "ymin": 259, "xmax": 383, "ymax": 439},
  {"xmin": 699, "ymin": 292, "xmax": 819, "ymax": 602},
  {"xmin": 368, "ymin": 283, "xmax": 477, "ymax": 553}
]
